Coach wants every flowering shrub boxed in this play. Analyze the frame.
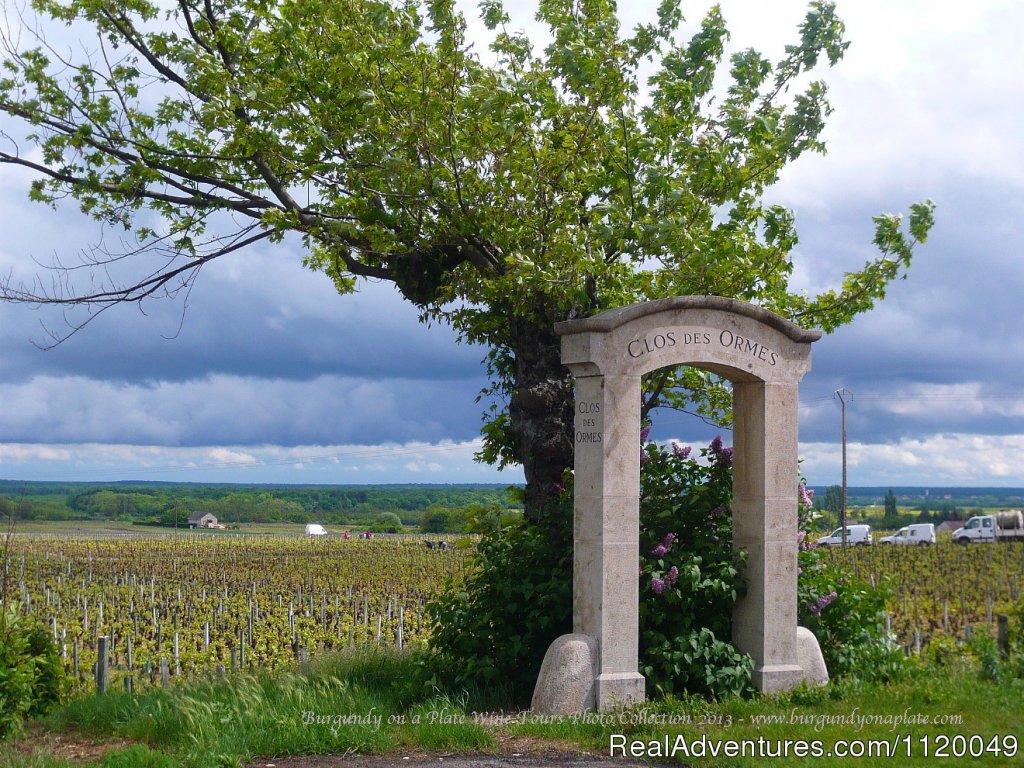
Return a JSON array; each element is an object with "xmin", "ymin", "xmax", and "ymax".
[
  {"xmin": 428, "ymin": 439, "xmax": 904, "ymax": 703},
  {"xmin": 637, "ymin": 437, "xmax": 752, "ymax": 698},
  {"xmin": 428, "ymin": 438, "xmax": 750, "ymax": 702},
  {"xmin": 796, "ymin": 483, "xmax": 909, "ymax": 683}
]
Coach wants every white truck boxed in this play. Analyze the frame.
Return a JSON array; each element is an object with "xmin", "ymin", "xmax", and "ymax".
[
  {"xmin": 952, "ymin": 511, "xmax": 1024, "ymax": 544},
  {"xmin": 305, "ymin": 523, "xmax": 328, "ymax": 537},
  {"xmin": 815, "ymin": 524, "xmax": 873, "ymax": 547},
  {"xmin": 879, "ymin": 523, "xmax": 936, "ymax": 546}
]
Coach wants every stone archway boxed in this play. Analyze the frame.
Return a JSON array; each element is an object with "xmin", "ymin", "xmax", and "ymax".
[{"xmin": 531, "ymin": 296, "xmax": 827, "ymax": 713}]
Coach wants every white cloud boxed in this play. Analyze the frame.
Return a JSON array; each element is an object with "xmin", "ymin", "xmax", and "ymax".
[
  {"xmin": 0, "ymin": 438, "xmax": 509, "ymax": 483},
  {"xmin": 0, "ymin": 373, "xmax": 483, "ymax": 446},
  {"xmin": 800, "ymin": 433, "xmax": 1024, "ymax": 486},
  {"xmin": 207, "ymin": 448, "xmax": 259, "ymax": 466},
  {"xmin": 0, "ymin": 444, "xmax": 72, "ymax": 462}
]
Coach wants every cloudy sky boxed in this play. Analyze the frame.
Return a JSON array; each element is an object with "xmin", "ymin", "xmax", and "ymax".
[{"xmin": 1, "ymin": 0, "xmax": 1023, "ymax": 487}]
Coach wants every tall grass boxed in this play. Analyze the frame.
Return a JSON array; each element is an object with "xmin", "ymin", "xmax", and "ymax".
[{"xmin": 35, "ymin": 649, "xmax": 490, "ymax": 768}]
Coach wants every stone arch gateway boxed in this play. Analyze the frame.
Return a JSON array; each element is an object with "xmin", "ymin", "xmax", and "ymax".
[{"xmin": 531, "ymin": 296, "xmax": 827, "ymax": 713}]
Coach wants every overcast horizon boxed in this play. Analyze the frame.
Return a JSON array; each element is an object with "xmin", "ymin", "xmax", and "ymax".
[{"xmin": 3, "ymin": 0, "xmax": 1024, "ymax": 488}]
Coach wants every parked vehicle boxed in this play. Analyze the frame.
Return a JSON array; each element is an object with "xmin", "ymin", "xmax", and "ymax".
[
  {"xmin": 305, "ymin": 523, "xmax": 328, "ymax": 536},
  {"xmin": 815, "ymin": 524, "xmax": 873, "ymax": 547},
  {"xmin": 879, "ymin": 523, "xmax": 935, "ymax": 546},
  {"xmin": 952, "ymin": 511, "xmax": 1024, "ymax": 544}
]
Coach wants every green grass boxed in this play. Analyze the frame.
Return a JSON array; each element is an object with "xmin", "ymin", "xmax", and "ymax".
[
  {"xmin": 510, "ymin": 671, "xmax": 1024, "ymax": 767},
  {"xmin": 2, "ymin": 650, "xmax": 1022, "ymax": 768},
  {"xmin": 2, "ymin": 648, "xmax": 491, "ymax": 768}
]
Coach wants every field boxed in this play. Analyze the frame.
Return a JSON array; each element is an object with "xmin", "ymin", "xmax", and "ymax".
[
  {"xmin": 824, "ymin": 542, "xmax": 1024, "ymax": 645},
  {"xmin": 4, "ymin": 533, "xmax": 472, "ymax": 693},
  {"xmin": 3, "ymin": 530, "xmax": 1024, "ymax": 768},
  {"xmin": 4, "ymin": 531, "xmax": 1024, "ymax": 695}
]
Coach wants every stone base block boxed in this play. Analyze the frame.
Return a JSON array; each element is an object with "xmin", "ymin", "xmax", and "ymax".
[
  {"xmin": 595, "ymin": 671, "xmax": 645, "ymax": 711},
  {"xmin": 796, "ymin": 626, "xmax": 829, "ymax": 686},
  {"xmin": 531, "ymin": 633, "xmax": 598, "ymax": 714},
  {"xmin": 752, "ymin": 663, "xmax": 807, "ymax": 694}
]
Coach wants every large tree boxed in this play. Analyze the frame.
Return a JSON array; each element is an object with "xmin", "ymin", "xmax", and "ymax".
[{"xmin": 0, "ymin": 0, "xmax": 933, "ymax": 515}]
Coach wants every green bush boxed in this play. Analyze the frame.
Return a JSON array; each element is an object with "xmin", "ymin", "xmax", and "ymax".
[
  {"xmin": 966, "ymin": 629, "xmax": 1005, "ymax": 683},
  {"xmin": 419, "ymin": 506, "xmax": 469, "ymax": 534},
  {"xmin": 797, "ymin": 551, "xmax": 909, "ymax": 683},
  {"xmin": 428, "ymin": 438, "xmax": 752, "ymax": 703},
  {"xmin": 0, "ymin": 608, "xmax": 66, "ymax": 740},
  {"xmin": 637, "ymin": 438, "xmax": 752, "ymax": 698},
  {"xmin": 371, "ymin": 512, "xmax": 404, "ymax": 533},
  {"xmin": 428, "ymin": 437, "xmax": 905, "ymax": 704},
  {"xmin": 426, "ymin": 497, "xmax": 572, "ymax": 703}
]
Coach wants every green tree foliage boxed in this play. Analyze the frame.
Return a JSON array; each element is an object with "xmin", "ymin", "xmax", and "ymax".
[
  {"xmin": 0, "ymin": 0, "xmax": 933, "ymax": 515},
  {"xmin": 419, "ymin": 505, "xmax": 469, "ymax": 534},
  {"xmin": 6, "ymin": 482, "xmax": 511, "ymax": 524},
  {"xmin": 373, "ymin": 511, "xmax": 404, "ymax": 532},
  {"xmin": 884, "ymin": 488, "xmax": 897, "ymax": 520},
  {"xmin": 823, "ymin": 484, "xmax": 843, "ymax": 516},
  {"xmin": 0, "ymin": 609, "xmax": 66, "ymax": 740}
]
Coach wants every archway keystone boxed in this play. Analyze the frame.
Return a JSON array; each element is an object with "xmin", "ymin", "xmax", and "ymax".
[{"xmin": 532, "ymin": 297, "xmax": 825, "ymax": 713}]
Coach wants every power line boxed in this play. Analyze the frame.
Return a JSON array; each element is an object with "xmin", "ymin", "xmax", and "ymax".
[
  {"xmin": 800, "ymin": 391, "xmax": 1024, "ymax": 408},
  {"xmin": 835, "ymin": 388, "xmax": 850, "ymax": 547}
]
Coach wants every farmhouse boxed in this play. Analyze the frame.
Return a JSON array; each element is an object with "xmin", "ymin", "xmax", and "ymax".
[
  {"xmin": 937, "ymin": 520, "xmax": 965, "ymax": 536},
  {"xmin": 188, "ymin": 511, "xmax": 219, "ymax": 529}
]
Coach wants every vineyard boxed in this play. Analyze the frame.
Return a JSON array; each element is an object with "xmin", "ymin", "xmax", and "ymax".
[
  {"xmin": 4, "ymin": 533, "xmax": 1024, "ymax": 696},
  {"xmin": 824, "ymin": 542, "xmax": 1024, "ymax": 645},
  {"xmin": 4, "ymin": 534, "xmax": 473, "ymax": 693}
]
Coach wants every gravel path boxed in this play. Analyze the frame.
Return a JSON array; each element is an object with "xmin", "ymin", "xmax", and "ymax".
[{"xmin": 245, "ymin": 738, "xmax": 653, "ymax": 768}]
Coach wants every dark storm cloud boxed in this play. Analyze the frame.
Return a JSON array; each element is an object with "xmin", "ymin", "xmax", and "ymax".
[
  {"xmin": 795, "ymin": 172, "xmax": 1024, "ymax": 444},
  {"xmin": 3, "ymin": 0, "xmax": 1024, "ymax": 487},
  {"xmin": 0, "ymin": 182, "xmax": 494, "ymax": 449},
  {"xmin": 0, "ymin": 373, "xmax": 486, "ymax": 446},
  {"xmin": 0, "ymin": 238, "xmax": 486, "ymax": 385}
]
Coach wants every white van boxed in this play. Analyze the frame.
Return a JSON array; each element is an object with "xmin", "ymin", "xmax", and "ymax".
[
  {"xmin": 879, "ymin": 523, "xmax": 935, "ymax": 546},
  {"xmin": 815, "ymin": 524, "xmax": 873, "ymax": 547},
  {"xmin": 305, "ymin": 523, "xmax": 328, "ymax": 536}
]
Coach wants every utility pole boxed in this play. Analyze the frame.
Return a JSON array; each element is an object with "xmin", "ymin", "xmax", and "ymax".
[{"xmin": 835, "ymin": 388, "xmax": 850, "ymax": 546}]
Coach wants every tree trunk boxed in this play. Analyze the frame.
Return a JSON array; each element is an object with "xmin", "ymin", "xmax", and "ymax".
[{"xmin": 507, "ymin": 314, "xmax": 575, "ymax": 520}]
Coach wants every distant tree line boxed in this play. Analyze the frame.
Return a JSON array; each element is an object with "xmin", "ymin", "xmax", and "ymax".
[{"xmin": 0, "ymin": 482, "xmax": 519, "ymax": 529}]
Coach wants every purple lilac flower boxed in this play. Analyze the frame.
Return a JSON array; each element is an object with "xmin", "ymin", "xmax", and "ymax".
[
  {"xmin": 709, "ymin": 504, "xmax": 727, "ymax": 519},
  {"xmin": 665, "ymin": 566, "xmax": 679, "ymax": 588},
  {"xmin": 651, "ymin": 577, "xmax": 665, "ymax": 595},
  {"xmin": 708, "ymin": 436, "xmax": 732, "ymax": 467},
  {"xmin": 640, "ymin": 426, "xmax": 652, "ymax": 443},
  {"xmin": 808, "ymin": 591, "xmax": 838, "ymax": 616},
  {"xmin": 651, "ymin": 533, "xmax": 676, "ymax": 557},
  {"xmin": 798, "ymin": 482, "xmax": 814, "ymax": 508},
  {"xmin": 672, "ymin": 442, "xmax": 692, "ymax": 459}
]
